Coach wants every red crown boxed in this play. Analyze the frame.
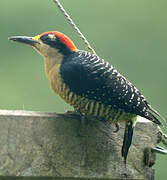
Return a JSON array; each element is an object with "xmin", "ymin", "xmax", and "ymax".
[{"xmin": 40, "ymin": 31, "xmax": 77, "ymax": 51}]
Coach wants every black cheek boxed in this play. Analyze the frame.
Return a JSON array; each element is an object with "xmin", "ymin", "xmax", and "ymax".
[{"xmin": 41, "ymin": 36, "xmax": 72, "ymax": 55}]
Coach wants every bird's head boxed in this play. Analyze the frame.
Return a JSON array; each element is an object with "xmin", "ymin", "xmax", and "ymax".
[
  {"xmin": 9, "ymin": 31, "xmax": 78, "ymax": 74},
  {"xmin": 9, "ymin": 31, "xmax": 78, "ymax": 57}
]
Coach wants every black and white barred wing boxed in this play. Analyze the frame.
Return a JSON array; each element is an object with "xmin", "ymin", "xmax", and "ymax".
[{"xmin": 60, "ymin": 50, "xmax": 161, "ymax": 125}]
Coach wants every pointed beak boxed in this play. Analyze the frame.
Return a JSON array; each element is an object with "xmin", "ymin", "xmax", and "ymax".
[{"xmin": 8, "ymin": 36, "xmax": 40, "ymax": 46}]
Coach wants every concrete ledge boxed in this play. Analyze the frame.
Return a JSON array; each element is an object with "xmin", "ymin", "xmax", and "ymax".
[{"xmin": 0, "ymin": 110, "xmax": 160, "ymax": 179}]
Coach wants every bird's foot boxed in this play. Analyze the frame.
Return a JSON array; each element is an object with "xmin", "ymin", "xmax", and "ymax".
[
  {"xmin": 158, "ymin": 127, "xmax": 167, "ymax": 146},
  {"xmin": 113, "ymin": 123, "xmax": 120, "ymax": 133},
  {"xmin": 77, "ymin": 113, "xmax": 89, "ymax": 137},
  {"xmin": 65, "ymin": 110, "xmax": 74, "ymax": 114}
]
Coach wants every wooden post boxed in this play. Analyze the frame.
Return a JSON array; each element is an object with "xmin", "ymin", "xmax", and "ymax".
[{"xmin": 0, "ymin": 110, "xmax": 160, "ymax": 179}]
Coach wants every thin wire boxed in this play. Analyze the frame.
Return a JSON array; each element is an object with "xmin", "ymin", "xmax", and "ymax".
[{"xmin": 53, "ymin": 0, "xmax": 96, "ymax": 54}]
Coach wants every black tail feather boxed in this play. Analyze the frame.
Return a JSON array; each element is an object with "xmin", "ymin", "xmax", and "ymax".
[
  {"xmin": 148, "ymin": 105, "xmax": 166, "ymax": 124},
  {"xmin": 121, "ymin": 120, "xmax": 134, "ymax": 166},
  {"xmin": 145, "ymin": 112, "xmax": 162, "ymax": 126}
]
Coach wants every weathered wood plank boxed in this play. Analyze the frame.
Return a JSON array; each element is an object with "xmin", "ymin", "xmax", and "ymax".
[{"xmin": 0, "ymin": 110, "xmax": 159, "ymax": 179}]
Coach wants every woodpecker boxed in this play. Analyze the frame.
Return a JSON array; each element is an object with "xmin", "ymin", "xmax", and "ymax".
[{"xmin": 9, "ymin": 31, "xmax": 164, "ymax": 165}]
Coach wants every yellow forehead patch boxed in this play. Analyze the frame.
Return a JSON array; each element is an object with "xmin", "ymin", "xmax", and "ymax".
[{"xmin": 33, "ymin": 35, "xmax": 40, "ymax": 41}]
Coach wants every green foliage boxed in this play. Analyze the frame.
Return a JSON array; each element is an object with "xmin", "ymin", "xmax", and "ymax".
[{"xmin": 0, "ymin": 0, "xmax": 167, "ymax": 179}]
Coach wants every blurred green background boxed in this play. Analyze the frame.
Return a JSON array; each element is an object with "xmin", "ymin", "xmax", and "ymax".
[{"xmin": 1, "ymin": 0, "xmax": 167, "ymax": 179}]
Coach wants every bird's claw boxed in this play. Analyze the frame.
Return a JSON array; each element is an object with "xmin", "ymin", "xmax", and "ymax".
[
  {"xmin": 113, "ymin": 123, "xmax": 120, "ymax": 133},
  {"xmin": 77, "ymin": 113, "xmax": 89, "ymax": 137},
  {"xmin": 158, "ymin": 127, "xmax": 167, "ymax": 146}
]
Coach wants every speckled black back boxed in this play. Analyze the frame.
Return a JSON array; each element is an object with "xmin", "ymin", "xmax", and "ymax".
[{"xmin": 60, "ymin": 50, "xmax": 160, "ymax": 122}]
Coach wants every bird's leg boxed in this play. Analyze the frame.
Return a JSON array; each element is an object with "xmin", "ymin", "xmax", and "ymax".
[
  {"xmin": 113, "ymin": 123, "xmax": 120, "ymax": 133},
  {"xmin": 76, "ymin": 111, "xmax": 89, "ymax": 137},
  {"xmin": 65, "ymin": 110, "xmax": 74, "ymax": 114},
  {"xmin": 158, "ymin": 127, "xmax": 167, "ymax": 146}
]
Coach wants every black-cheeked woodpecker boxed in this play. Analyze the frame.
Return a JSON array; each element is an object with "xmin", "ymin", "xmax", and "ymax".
[{"xmin": 9, "ymin": 31, "xmax": 165, "ymax": 165}]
